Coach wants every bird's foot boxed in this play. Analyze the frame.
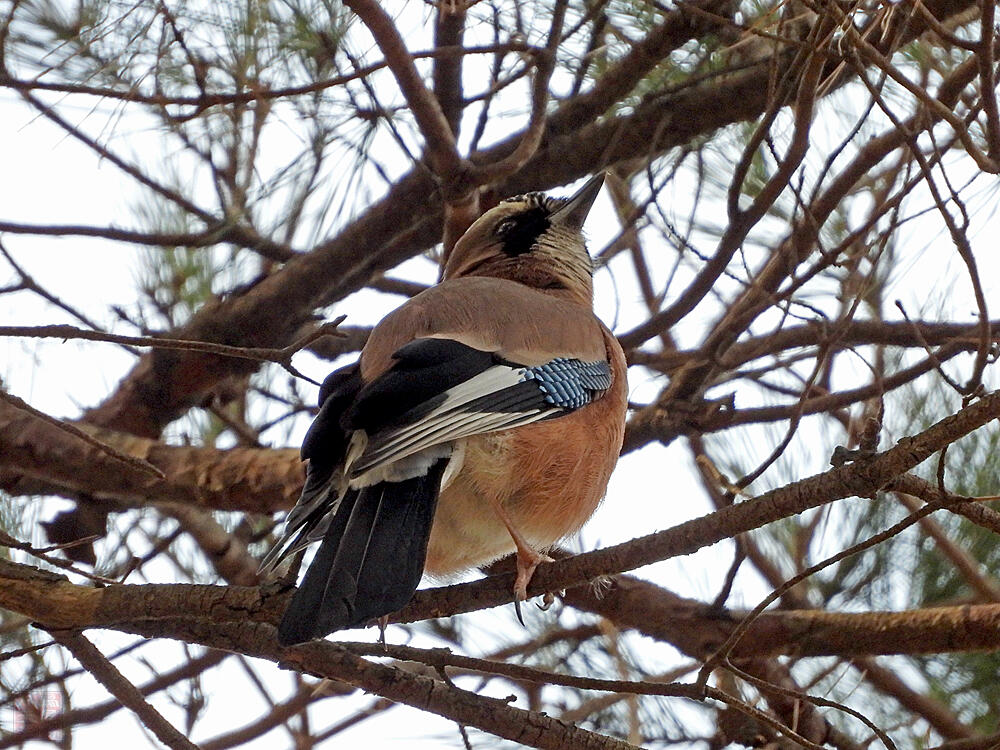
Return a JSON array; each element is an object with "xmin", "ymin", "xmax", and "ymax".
[{"xmin": 512, "ymin": 546, "xmax": 554, "ymax": 625}]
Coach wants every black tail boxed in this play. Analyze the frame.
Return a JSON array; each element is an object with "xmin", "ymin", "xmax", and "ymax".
[{"xmin": 277, "ymin": 459, "xmax": 447, "ymax": 645}]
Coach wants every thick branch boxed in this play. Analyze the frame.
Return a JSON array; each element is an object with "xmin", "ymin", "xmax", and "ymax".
[
  {"xmin": 0, "ymin": 397, "xmax": 301, "ymax": 512},
  {"xmin": 560, "ymin": 570, "xmax": 1000, "ymax": 658},
  {"xmin": 0, "ymin": 564, "xmax": 636, "ymax": 750},
  {"xmin": 4, "ymin": 557, "xmax": 1000, "ymax": 662}
]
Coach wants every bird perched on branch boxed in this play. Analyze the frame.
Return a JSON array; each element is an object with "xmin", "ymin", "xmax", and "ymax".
[{"xmin": 260, "ymin": 174, "xmax": 627, "ymax": 645}]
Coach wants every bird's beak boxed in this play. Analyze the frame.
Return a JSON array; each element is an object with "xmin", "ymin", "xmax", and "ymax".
[{"xmin": 549, "ymin": 173, "xmax": 606, "ymax": 230}]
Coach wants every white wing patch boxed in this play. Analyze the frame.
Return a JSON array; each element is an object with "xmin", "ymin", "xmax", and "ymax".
[{"xmin": 346, "ymin": 363, "xmax": 551, "ymax": 480}]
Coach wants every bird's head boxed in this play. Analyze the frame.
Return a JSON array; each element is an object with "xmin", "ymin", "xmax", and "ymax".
[{"xmin": 442, "ymin": 174, "xmax": 605, "ymax": 304}]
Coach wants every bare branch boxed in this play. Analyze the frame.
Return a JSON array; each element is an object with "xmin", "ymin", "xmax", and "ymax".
[{"xmin": 47, "ymin": 630, "xmax": 201, "ymax": 750}]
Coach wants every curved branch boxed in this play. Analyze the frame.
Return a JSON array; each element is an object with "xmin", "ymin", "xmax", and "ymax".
[{"xmin": 48, "ymin": 631, "xmax": 199, "ymax": 750}]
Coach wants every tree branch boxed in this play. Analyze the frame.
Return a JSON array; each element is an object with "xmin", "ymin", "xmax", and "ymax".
[{"xmin": 47, "ymin": 630, "xmax": 200, "ymax": 750}]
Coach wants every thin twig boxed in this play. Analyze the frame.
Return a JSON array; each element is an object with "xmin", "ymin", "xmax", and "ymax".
[
  {"xmin": 472, "ymin": 0, "xmax": 567, "ymax": 183},
  {"xmin": 699, "ymin": 500, "xmax": 946, "ymax": 686},
  {"xmin": 0, "ymin": 317, "xmax": 346, "ymax": 385},
  {"xmin": 725, "ymin": 661, "xmax": 897, "ymax": 750},
  {"xmin": 0, "ymin": 44, "xmax": 534, "ymax": 111},
  {"xmin": 0, "ymin": 530, "xmax": 117, "ymax": 583},
  {"xmin": 48, "ymin": 630, "xmax": 201, "ymax": 750},
  {"xmin": 343, "ymin": 0, "xmax": 466, "ymax": 184}
]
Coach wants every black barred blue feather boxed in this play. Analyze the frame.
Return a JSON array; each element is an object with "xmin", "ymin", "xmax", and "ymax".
[{"xmin": 524, "ymin": 358, "xmax": 612, "ymax": 409}]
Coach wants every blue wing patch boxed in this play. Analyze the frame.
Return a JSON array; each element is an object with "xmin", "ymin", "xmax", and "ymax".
[{"xmin": 522, "ymin": 358, "xmax": 612, "ymax": 409}]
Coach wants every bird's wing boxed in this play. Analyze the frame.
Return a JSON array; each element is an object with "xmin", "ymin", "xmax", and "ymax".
[
  {"xmin": 259, "ymin": 333, "xmax": 612, "ymax": 576},
  {"xmin": 344, "ymin": 337, "xmax": 612, "ymax": 480},
  {"xmin": 257, "ymin": 362, "xmax": 362, "ymax": 574},
  {"xmin": 343, "ymin": 278, "xmax": 616, "ymax": 481}
]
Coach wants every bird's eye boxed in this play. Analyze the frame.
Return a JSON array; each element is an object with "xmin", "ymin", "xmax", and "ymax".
[{"xmin": 495, "ymin": 218, "xmax": 517, "ymax": 236}]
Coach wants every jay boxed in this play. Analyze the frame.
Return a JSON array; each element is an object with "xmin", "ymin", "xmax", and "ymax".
[{"xmin": 261, "ymin": 174, "xmax": 628, "ymax": 645}]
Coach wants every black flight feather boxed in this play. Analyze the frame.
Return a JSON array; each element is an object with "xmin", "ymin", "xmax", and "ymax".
[
  {"xmin": 302, "ymin": 362, "xmax": 363, "ymax": 465},
  {"xmin": 345, "ymin": 339, "xmax": 499, "ymax": 433},
  {"xmin": 277, "ymin": 458, "xmax": 448, "ymax": 644}
]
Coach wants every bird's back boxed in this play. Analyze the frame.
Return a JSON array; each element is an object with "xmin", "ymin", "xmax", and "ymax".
[{"xmin": 358, "ymin": 275, "xmax": 610, "ymax": 379}]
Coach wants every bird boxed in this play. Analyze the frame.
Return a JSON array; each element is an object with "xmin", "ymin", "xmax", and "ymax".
[{"xmin": 260, "ymin": 173, "xmax": 628, "ymax": 645}]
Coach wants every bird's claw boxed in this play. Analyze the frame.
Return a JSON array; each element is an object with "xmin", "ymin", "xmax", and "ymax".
[
  {"xmin": 513, "ymin": 588, "xmax": 556, "ymax": 624},
  {"xmin": 511, "ymin": 548, "xmax": 555, "ymax": 625}
]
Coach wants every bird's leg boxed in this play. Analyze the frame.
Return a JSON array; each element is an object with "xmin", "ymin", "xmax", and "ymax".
[{"xmin": 489, "ymin": 498, "xmax": 553, "ymax": 620}]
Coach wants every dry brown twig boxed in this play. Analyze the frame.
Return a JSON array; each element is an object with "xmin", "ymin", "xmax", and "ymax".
[{"xmin": 47, "ymin": 630, "xmax": 201, "ymax": 750}]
